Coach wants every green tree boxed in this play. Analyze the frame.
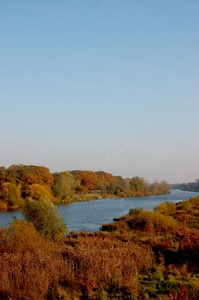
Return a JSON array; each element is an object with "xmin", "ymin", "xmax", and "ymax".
[
  {"xmin": 22, "ymin": 199, "xmax": 67, "ymax": 241},
  {"xmin": 130, "ymin": 176, "xmax": 142, "ymax": 192},
  {"xmin": 130, "ymin": 177, "xmax": 149, "ymax": 195},
  {"xmin": 52, "ymin": 171, "xmax": 76, "ymax": 200}
]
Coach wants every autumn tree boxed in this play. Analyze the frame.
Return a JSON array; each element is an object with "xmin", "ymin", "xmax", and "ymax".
[
  {"xmin": 52, "ymin": 171, "xmax": 76, "ymax": 200},
  {"xmin": 27, "ymin": 184, "xmax": 51, "ymax": 201},
  {"xmin": 22, "ymin": 198, "xmax": 67, "ymax": 241},
  {"xmin": 0, "ymin": 165, "xmax": 53, "ymax": 186},
  {"xmin": 151, "ymin": 180, "xmax": 170, "ymax": 195},
  {"xmin": 96, "ymin": 171, "xmax": 115, "ymax": 191},
  {"xmin": 73, "ymin": 170, "xmax": 99, "ymax": 190},
  {"xmin": 0, "ymin": 219, "xmax": 50, "ymax": 253},
  {"xmin": 98, "ymin": 181, "xmax": 106, "ymax": 194},
  {"xmin": 0, "ymin": 182, "xmax": 24, "ymax": 208},
  {"xmin": 106, "ymin": 179, "xmax": 118, "ymax": 195},
  {"xmin": 75, "ymin": 184, "xmax": 89, "ymax": 195},
  {"xmin": 130, "ymin": 177, "xmax": 151, "ymax": 196},
  {"xmin": 0, "ymin": 166, "xmax": 6, "ymax": 185},
  {"xmin": 0, "ymin": 165, "xmax": 54, "ymax": 200}
]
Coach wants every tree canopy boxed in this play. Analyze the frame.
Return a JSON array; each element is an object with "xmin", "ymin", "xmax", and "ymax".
[{"xmin": 0, "ymin": 164, "xmax": 171, "ymax": 210}]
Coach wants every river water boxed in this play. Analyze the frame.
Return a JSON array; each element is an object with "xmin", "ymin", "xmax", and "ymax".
[{"xmin": 0, "ymin": 189, "xmax": 199, "ymax": 233}]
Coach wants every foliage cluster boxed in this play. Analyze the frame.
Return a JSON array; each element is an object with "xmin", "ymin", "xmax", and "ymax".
[
  {"xmin": 0, "ymin": 165, "xmax": 170, "ymax": 210},
  {"xmin": 1, "ymin": 197, "xmax": 199, "ymax": 299},
  {"xmin": 0, "ymin": 165, "xmax": 54, "ymax": 210},
  {"xmin": 22, "ymin": 198, "xmax": 67, "ymax": 241}
]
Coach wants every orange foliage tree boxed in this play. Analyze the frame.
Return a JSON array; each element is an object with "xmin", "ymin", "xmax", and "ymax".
[{"xmin": 0, "ymin": 182, "xmax": 24, "ymax": 208}]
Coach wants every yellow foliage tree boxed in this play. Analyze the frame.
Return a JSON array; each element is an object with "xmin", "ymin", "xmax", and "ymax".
[
  {"xmin": 28, "ymin": 184, "xmax": 51, "ymax": 201},
  {"xmin": 0, "ymin": 182, "xmax": 23, "ymax": 208}
]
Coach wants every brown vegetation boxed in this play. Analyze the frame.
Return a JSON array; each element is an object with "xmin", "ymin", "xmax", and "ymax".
[{"xmin": 1, "ymin": 197, "xmax": 199, "ymax": 298}]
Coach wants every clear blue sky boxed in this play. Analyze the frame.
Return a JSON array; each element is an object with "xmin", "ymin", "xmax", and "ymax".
[{"xmin": 0, "ymin": 0, "xmax": 199, "ymax": 183}]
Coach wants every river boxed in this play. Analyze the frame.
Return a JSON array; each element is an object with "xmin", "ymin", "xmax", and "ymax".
[{"xmin": 0, "ymin": 189, "xmax": 199, "ymax": 233}]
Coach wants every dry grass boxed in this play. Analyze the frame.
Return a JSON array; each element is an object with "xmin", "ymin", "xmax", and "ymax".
[{"xmin": 1, "ymin": 197, "xmax": 199, "ymax": 299}]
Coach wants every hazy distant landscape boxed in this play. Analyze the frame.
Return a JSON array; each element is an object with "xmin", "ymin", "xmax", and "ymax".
[{"xmin": 172, "ymin": 180, "xmax": 199, "ymax": 193}]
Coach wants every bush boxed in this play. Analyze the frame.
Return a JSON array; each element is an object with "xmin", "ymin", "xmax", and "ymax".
[
  {"xmin": 177, "ymin": 200, "xmax": 193, "ymax": 213},
  {"xmin": 154, "ymin": 201, "xmax": 176, "ymax": 215},
  {"xmin": 0, "ymin": 219, "xmax": 65, "ymax": 299},
  {"xmin": 22, "ymin": 199, "xmax": 67, "ymax": 241},
  {"xmin": 0, "ymin": 219, "xmax": 52, "ymax": 253},
  {"xmin": 135, "ymin": 191, "xmax": 145, "ymax": 197},
  {"xmin": 127, "ymin": 209, "xmax": 178, "ymax": 236}
]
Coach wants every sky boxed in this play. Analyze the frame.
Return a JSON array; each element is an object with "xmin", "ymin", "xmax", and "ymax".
[{"xmin": 0, "ymin": 0, "xmax": 199, "ymax": 184}]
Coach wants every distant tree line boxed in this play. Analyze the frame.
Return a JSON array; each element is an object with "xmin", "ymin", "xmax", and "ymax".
[
  {"xmin": 171, "ymin": 179, "xmax": 199, "ymax": 192},
  {"xmin": 0, "ymin": 164, "xmax": 170, "ymax": 210}
]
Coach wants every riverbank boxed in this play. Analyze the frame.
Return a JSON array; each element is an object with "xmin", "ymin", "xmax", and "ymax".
[
  {"xmin": 1, "ymin": 195, "xmax": 199, "ymax": 299},
  {"xmin": 0, "ymin": 165, "xmax": 171, "ymax": 211},
  {"xmin": 0, "ymin": 189, "xmax": 170, "ymax": 212},
  {"xmin": 1, "ymin": 189, "xmax": 198, "ymax": 232},
  {"xmin": 0, "ymin": 191, "xmax": 118, "ymax": 212}
]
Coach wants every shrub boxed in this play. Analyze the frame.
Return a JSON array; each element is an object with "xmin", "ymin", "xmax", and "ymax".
[
  {"xmin": 177, "ymin": 200, "xmax": 193, "ymax": 213},
  {"xmin": 135, "ymin": 191, "xmax": 145, "ymax": 197},
  {"xmin": 127, "ymin": 209, "xmax": 178, "ymax": 236},
  {"xmin": 154, "ymin": 201, "xmax": 176, "ymax": 215},
  {"xmin": 22, "ymin": 198, "xmax": 67, "ymax": 241},
  {"xmin": 0, "ymin": 219, "xmax": 65, "ymax": 299},
  {"xmin": 0, "ymin": 219, "xmax": 52, "ymax": 253}
]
